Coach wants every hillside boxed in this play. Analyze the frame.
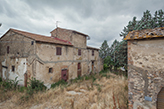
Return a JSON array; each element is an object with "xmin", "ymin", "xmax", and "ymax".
[{"xmin": 0, "ymin": 72, "xmax": 128, "ymax": 109}]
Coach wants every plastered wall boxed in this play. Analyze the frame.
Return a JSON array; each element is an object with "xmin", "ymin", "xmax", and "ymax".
[
  {"xmin": 35, "ymin": 42, "xmax": 102, "ymax": 84},
  {"xmin": 128, "ymin": 39, "xmax": 164, "ymax": 109},
  {"xmin": 0, "ymin": 31, "xmax": 36, "ymax": 85}
]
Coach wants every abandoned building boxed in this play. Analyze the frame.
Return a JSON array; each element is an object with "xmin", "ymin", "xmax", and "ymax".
[
  {"xmin": 0, "ymin": 27, "xmax": 103, "ymax": 87},
  {"xmin": 125, "ymin": 27, "xmax": 164, "ymax": 109}
]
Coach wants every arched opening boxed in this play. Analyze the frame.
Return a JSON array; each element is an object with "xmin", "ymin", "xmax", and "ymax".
[
  {"xmin": 61, "ymin": 69, "xmax": 68, "ymax": 82},
  {"xmin": 157, "ymin": 87, "xmax": 164, "ymax": 109}
]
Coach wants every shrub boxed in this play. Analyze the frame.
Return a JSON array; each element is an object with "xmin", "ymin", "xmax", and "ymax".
[
  {"xmin": 28, "ymin": 78, "xmax": 46, "ymax": 91},
  {"xmin": 103, "ymin": 64, "xmax": 108, "ymax": 70},
  {"xmin": 85, "ymin": 76, "xmax": 89, "ymax": 80},
  {"xmin": 51, "ymin": 79, "xmax": 67, "ymax": 88},
  {"xmin": 1, "ymin": 80, "xmax": 13, "ymax": 90},
  {"xmin": 0, "ymin": 77, "xmax": 2, "ymax": 82}
]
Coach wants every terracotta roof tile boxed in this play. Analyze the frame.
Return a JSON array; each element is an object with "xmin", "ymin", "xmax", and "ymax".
[
  {"xmin": 124, "ymin": 27, "xmax": 164, "ymax": 40},
  {"xmin": 10, "ymin": 28, "xmax": 73, "ymax": 46}
]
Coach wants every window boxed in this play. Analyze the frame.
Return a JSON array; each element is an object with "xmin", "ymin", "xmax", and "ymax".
[
  {"xmin": 49, "ymin": 68, "xmax": 53, "ymax": 73},
  {"xmin": 31, "ymin": 41, "xmax": 34, "ymax": 45},
  {"xmin": 78, "ymin": 49, "xmax": 81, "ymax": 56},
  {"xmin": 56, "ymin": 47, "xmax": 62, "ymax": 55},
  {"xmin": 7, "ymin": 46, "xmax": 9, "ymax": 54},
  {"xmin": 12, "ymin": 66, "xmax": 15, "ymax": 72},
  {"xmin": 92, "ymin": 50, "xmax": 94, "ymax": 56}
]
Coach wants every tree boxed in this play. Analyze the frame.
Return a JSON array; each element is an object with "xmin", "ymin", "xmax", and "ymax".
[
  {"xmin": 118, "ymin": 9, "xmax": 164, "ymax": 73},
  {"xmin": 120, "ymin": 9, "xmax": 164, "ymax": 38},
  {"xmin": 114, "ymin": 40, "xmax": 127, "ymax": 72},
  {"xmin": 99, "ymin": 40, "xmax": 110, "ymax": 59},
  {"xmin": 0, "ymin": 23, "xmax": 1, "ymax": 27}
]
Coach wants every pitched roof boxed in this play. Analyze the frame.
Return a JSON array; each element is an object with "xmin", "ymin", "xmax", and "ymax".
[
  {"xmin": 1, "ymin": 28, "xmax": 73, "ymax": 46},
  {"xmin": 124, "ymin": 27, "xmax": 164, "ymax": 40},
  {"xmin": 50, "ymin": 27, "xmax": 89, "ymax": 37}
]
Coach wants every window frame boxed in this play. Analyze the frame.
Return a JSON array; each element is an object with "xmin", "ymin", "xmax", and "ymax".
[
  {"xmin": 56, "ymin": 47, "xmax": 62, "ymax": 55},
  {"xmin": 78, "ymin": 49, "xmax": 81, "ymax": 56},
  {"xmin": 49, "ymin": 68, "xmax": 53, "ymax": 73},
  {"xmin": 12, "ymin": 66, "xmax": 15, "ymax": 72},
  {"xmin": 7, "ymin": 46, "xmax": 9, "ymax": 54}
]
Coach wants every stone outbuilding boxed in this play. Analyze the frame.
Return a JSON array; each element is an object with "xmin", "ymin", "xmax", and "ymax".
[
  {"xmin": 125, "ymin": 27, "xmax": 164, "ymax": 109},
  {"xmin": 0, "ymin": 27, "xmax": 103, "ymax": 87}
]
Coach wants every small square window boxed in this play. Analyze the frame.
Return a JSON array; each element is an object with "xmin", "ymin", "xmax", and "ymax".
[
  {"xmin": 31, "ymin": 41, "xmax": 34, "ymax": 45},
  {"xmin": 92, "ymin": 50, "xmax": 94, "ymax": 56},
  {"xmin": 12, "ymin": 66, "xmax": 15, "ymax": 72},
  {"xmin": 56, "ymin": 47, "xmax": 62, "ymax": 55},
  {"xmin": 49, "ymin": 68, "xmax": 53, "ymax": 73},
  {"xmin": 78, "ymin": 49, "xmax": 81, "ymax": 56}
]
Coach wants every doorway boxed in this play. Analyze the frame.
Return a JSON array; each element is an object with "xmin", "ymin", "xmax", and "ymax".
[
  {"xmin": 24, "ymin": 73, "xmax": 27, "ymax": 87},
  {"xmin": 77, "ymin": 63, "xmax": 81, "ymax": 77},
  {"xmin": 61, "ymin": 69, "xmax": 68, "ymax": 81},
  {"xmin": 92, "ymin": 61, "xmax": 94, "ymax": 72},
  {"xmin": 157, "ymin": 87, "xmax": 164, "ymax": 109}
]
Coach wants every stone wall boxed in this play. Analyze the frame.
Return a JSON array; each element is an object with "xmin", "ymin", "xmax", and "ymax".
[
  {"xmin": 128, "ymin": 39, "xmax": 164, "ymax": 109},
  {"xmin": 50, "ymin": 28, "xmax": 87, "ymax": 48},
  {"xmin": 35, "ymin": 42, "xmax": 103, "ymax": 84},
  {"xmin": 0, "ymin": 30, "xmax": 36, "ymax": 85}
]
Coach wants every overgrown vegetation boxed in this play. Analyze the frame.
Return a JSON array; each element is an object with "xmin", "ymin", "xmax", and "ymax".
[
  {"xmin": 100, "ymin": 9, "xmax": 164, "ymax": 76},
  {"xmin": 0, "ymin": 71, "xmax": 128, "ymax": 109},
  {"xmin": 51, "ymin": 79, "xmax": 67, "ymax": 88}
]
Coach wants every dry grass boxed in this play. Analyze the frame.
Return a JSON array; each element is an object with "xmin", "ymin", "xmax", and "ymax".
[{"xmin": 0, "ymin": 72, "xmax": 128, "ymax": 109}]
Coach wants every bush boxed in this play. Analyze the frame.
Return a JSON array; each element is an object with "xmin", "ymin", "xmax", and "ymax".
[
  {"xmin": 1, "ymin": 80, "xmax": 13, "ymax": 90},
  {"xmin": 0, "ymin": 77, "xmax": 2, "ymax": 82},
  {"xmin": 28, "ymin": 78, "xmax": 46, "ymax": 91},
  {"xmin": 51, "ymin": 79, "xmax": 67, "ymax": 88},
  {"xmin": 103, "ymin": 64, "xmax": 108, "ymax": 70}
]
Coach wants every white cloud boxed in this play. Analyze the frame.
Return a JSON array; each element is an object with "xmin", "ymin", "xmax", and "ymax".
[{"xmin": 0, "ymin": 0, "xmax": 164, "ymax": 47}]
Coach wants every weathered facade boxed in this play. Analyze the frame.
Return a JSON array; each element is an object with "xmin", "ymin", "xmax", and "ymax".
[
  {"xmin": 125, "ymin": 27, "xmax": 164, "ymax": 109},
  {"xmin": 0, "ymin": 27, "xmax": 103, "ymax": 87}
]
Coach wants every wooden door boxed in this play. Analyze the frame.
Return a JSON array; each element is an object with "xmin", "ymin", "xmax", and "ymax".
[
  {"xmin": 61, "ymin": 69, "xmax": 68, "ymax": 81},
  {"xmin": 24, "ymin": 73, "xmax": 27, "ymax": 87},
  {"xmin": 77, "ymin": 63, "xmax": 81, "ymax": 77},
  {"xmin": 92, "ymin": 61, "xmax": 94, "ymax": 72},
  {"xmin": 157, "ymin": 87, "xmax": 164, "ymax": 109}
]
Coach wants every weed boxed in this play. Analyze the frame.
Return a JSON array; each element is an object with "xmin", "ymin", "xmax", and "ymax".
[
  {"xmin": 19, "ymin": 86, "xmax": 26, "ymax": 92},
  {"xmin": 91, "ymin": 75, "xmax": 96, "ymax": 82},
  {"xmin": 0, "ymin": 77, "xmax": 2, "ymax": 82},
  {"xmin": 51, "ymin": 79, "xmax": 67, "ymax": 88},
  {"xmin": 29, "ymin": 77, "xmax": 46, "ymax": 91},
  {"xmin": 97, "ymin": 86, "xmax": 101, "ymax": 92}
]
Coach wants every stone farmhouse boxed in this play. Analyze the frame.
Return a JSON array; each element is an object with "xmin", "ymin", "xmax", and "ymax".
[
  {"xmin": 125, "ymin": 27, "xmax": 164, "ymax": 109},
  {"xmin": 0, "ymin": 27, "xmax": 103, "ymax": 87}
]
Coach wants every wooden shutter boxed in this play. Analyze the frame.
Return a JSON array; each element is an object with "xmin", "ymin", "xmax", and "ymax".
[
  {"xmin": 78, "ymin": 49, "xmax": 81, "ymax": 56},
  {"xmin": 56, "ymin": 47, "xmax": 62, "ymax": 55},
  {"xmin": 7, "ymin": 46, "xmax": 9, "ymax": 54},
  {"xmin": 157, "ymin": 87, "xmax": 164, "ymax": 109}
]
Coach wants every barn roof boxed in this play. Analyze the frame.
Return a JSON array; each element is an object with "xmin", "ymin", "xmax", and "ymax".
[
  {"xmin": 124, "ymin": 27, "xmax": 164, "ymax": 40},
  {"xmin": 1, "ymin": 28, "xmax": 73, "ymax": 46}
]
